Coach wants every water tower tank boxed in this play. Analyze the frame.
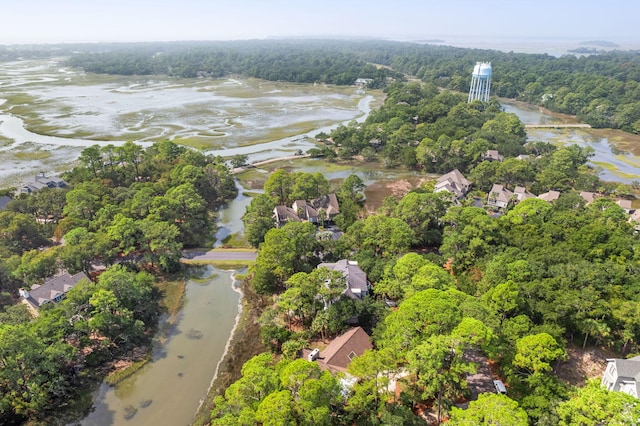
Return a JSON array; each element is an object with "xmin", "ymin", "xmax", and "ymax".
[{"xmin": 468, "ymin": 62, "xmax": 492, "ymax": 102}]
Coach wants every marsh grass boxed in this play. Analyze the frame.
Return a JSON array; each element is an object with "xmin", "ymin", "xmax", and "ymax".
[
  {"xmin": 240, "ymin": 190, "xmax": 262, "ymax": 197},
  {"xmin": 155, "ymin": 279, "xmax": 186, "ymax": 319},
  {"xmin": 173, "ymin": 136, "xmax": 225, "ymax": 150},
  {"xmin": 236, "ymin": 168, "xmax": 269, "ymax": 187},
  {"xmin": 12, "ymin": 149, "xmax": 52, "ymax": 160},
  {"xmin": 220, "ymin": 233, "xmax": 251, "ymax": 248},
  {"xmin": 105, "ymin": 355, "xmax": 152, "ymax": 386},
  {"xmin": 3, "ymin": 75, "xmax": 378, "ymax": 157},
  {"xmin": 3, "ymin": 92, "xmax": 38, "ymax": 107},
  {"xmin": 592, "ymin": 161, "xmax": 640, "ymax": 180},
  {"xmin": 190, "ymin": 275, "xmax": 219, "ymax": 285}
]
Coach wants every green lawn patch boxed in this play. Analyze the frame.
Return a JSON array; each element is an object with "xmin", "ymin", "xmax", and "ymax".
[{"xmin": 219, "ymin": 233, "xmax": 251, "ymax": 248}]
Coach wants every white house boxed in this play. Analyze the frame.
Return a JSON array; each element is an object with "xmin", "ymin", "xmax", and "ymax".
[{"xmin": 602, "ymin": 356, "xmax": 640, "ymax": 398}]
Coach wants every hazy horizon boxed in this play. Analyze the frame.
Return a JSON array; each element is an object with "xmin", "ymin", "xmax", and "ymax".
[{"xmin": 3, "ymin": 0, "xmax": 639, "ymax": 46}]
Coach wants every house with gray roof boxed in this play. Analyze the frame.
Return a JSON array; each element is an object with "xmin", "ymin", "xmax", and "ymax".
[
  {"xmin": 487, "ymin": 184, "xmax": 513, "ymax": 209},
  {"xmin": 274, "ymin": 193, "xmax": 340, "ymax": 228},
  {"xmin": 513, "ymin": 186, "xmax": 536, "ymax": 202},
  {"xmin": 538, "ymin": 190, "xmax": 561, "ymax": 202},
  {"xmin": 273, "ymin": 205, "xmax": 302, "ymax": 228},
  {"xmin": 19, "ymin": 271, "xmax": 89, "ymax": 311},
  {"xmin": 629, "ymin": 209, "xmax": 640, "ymax": 231},
  {"xmin": 483, "ymin": 149, "xmax": 504, "ymax": 162},
  {"xmin": 318, "ymin": 259, "xmax": 369, "ymax": 301},
  {"xmin": 602, "ymin": 356, "xmax": 640, "ymax": 398},
  {"xmin": 310, "ymin": 193, "xmax": 340, "ymax": 221},
  {"xmin": 579, "ymin": 191, "xmax": 599, "ymax": 205},
  {"xmin": 616, "ymin": 198, "xmax": 633, "ymax": 213},
  {"xmin": 20, "ymin": 172, "xmax": 68, "ymax": 194},
  {"xmin": 435, "ymin": 169, "xmax": 471, "ymax": 199}
]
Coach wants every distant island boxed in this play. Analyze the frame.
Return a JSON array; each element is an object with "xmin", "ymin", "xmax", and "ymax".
[
  {"xmin": 414, "ymin": 39, "xmax": 446, "ymax": 43},
  {"xmin": 579, "ymin": 40, "xmax": 619, "ymax": 47},
  {"xmin": 568, "ymin": 47, "xmax": 605, "ymax": 54}
]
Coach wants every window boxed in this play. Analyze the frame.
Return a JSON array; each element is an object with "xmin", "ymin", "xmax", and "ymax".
[{"xmin": 347, "ymin": 351, "xmax": 356, "ymax": 361}]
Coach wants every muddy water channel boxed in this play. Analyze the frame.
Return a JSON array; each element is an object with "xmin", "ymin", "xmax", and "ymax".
[{"xmin": 82, "ymin": 267, "xmax": 240, "ymax": 426}]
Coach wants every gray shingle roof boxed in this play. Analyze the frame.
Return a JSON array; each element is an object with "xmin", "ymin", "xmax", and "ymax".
[
  {"xmin": 23, "ymin": 272, "xmax": 89, "ymax": 307},
  {"xmin": 319, "ymin": 260, "xmax": 369, "ymax": 300}
]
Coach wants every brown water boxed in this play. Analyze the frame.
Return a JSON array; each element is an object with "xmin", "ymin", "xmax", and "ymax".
[{"xmin": 81, "ymin": 267, "xmax": 241, "ymax": 426}]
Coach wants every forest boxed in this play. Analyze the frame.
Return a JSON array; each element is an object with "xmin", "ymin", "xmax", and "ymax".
[
  {"xmin": 225, "ymin": 81, "xmax": 640, "ymax": 425},
  {"xmin": 58, "ymin": 39, "xmax": 640, "ymax": 134},
  {"xmin": 0, "ymin": 140, "xmax": 237, "ymax": 424}
]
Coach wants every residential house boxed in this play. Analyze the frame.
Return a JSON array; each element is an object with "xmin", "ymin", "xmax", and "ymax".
[
  {"xmin": 274, "ymin": 194, "xmax": 340, "ymax": 228},
  {"xmin": 579, "ymin": 191, "xmax": 599, "ymax": 205},
  {"xmin": 483, "ymin": 150, "xmax": 504, "ymax": 162},
  {"xmin": 273, "ymin": 205, "xmax": 302, "ymax": 228},
  {"xmin": 435, "ymin": 169, "xmax": 471, "ymax": 199},
  {"xmin": 602, "ymin": 356, "xmax": 640, "ymax": 398},
  {"xmin": 515, "ymin": 154, "xmax": 531, "ymax": 161},
  {"xmin": 19, "ymin": 271, "xmax": 89, "ymax": 311},
  {"xmin": 368, "ymin": 139, "xmax": 382, "ymax": 150},
  {"xmin": 628, "ymin": 209, "xmax": 640, "ymax": 231},
  {"xmin": 616, "ymin": 198, "xmax": 633, "ymax": 214},
  {"xmin": 487, "ymin": 184, "xmax": 513, "ymax": 209},
  {"xmin": 311, "ymin": 194, "xmax": 340, "ymax": 222},
  {"xmin": 20, "ymin": 172, "xmax": 68, "ymax": 194},
  {"xmin": 538, "ymin": 190, "xmax": 561, "ymax": 202},
  {"xmin": 292, "ymin": 200, "xmax": 318, "ymax": 222},
  {"xmin": 513, "ymin": 186, "xmax": 536, "ymax": 202},
  {"xmin": 318, "ymin": 259, "xmax": 370, "ymax": 300},
  {"xmin": 306, "ymin": 327, "xmax": 373, "ymax": 373}
]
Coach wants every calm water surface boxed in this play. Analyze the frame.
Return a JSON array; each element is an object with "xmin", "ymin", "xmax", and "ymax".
[
  {"xmin": 502, "ymin": 100, "xmax": 640, "ymax": 183},
  {"xmin": 82, "ymin": 267, "xmax": 241, "ymax": 426}
]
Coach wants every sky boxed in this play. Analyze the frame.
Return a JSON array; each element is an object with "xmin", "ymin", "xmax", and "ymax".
[{"xmin": 2, "ymin": 0, "xmax": 639, "ymax": 46}]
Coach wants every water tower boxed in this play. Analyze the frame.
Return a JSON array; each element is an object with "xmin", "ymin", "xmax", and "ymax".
[{"xmin": 468, "ymin": 62, "xmax": 492, "ymax": 103}]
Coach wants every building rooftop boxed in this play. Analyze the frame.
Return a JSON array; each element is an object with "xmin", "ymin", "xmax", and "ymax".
[
  {"xmin": 316, "ymin": 327, "xmax": 373, "ymax": 373},
  {"xmin": 20, "ymin": 271, "xmax": 89, "ymax": 308}
]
